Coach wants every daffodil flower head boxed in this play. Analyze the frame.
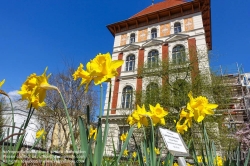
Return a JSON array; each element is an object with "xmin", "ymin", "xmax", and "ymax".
[
  {"xmin": 19, "ymin": 67, "xmax": 56, "ymax": 109},
  {"xmin": 123, "ymin": 149, "xmax": 129, "ymax": 157},
  {"xmin": 180, "ymin": 109, "xmax": 194, "ymax": 127},
  {"xmin": 36, "ymin": 129, "xmax": 46, "ymax": 140},
  {"xmin": 18, "ymin": 73, "xmax": 38, "ymax": 101},
  {"xmin": 187, "ymin": 92, "xmax": 218, "ymax": 122},
  {"xmin": 143, "ymin": 156, "xmax": 146, "ymax": 163},
  {"xmin": 89, "ymin": 125, "xmax": 97, "ymax": 140},
  {"xmin": 120, "ymin": 132, "xmax": 128, "ymax": 142},
  {"xmin": 214, "ymin": 156, "xmax": 223, "ymax": 166},
  {"xmin": 27, "ymin": 94, "xmax": 46, "ymax": 110},
  {"xmin": 197, "ymin": 156, "xmax": 202, "ymax": 163},
  {"xmin": 154, "ymin": 147, "xmax": 160, "ymax": 155},
  {"xmin": 0, "ymin": 79, "xmax": 5, "ymax": 89},
  {"xmin": 132, "ymin": 151, "xmax": 137, "ymax": 158},
  {"xmin": 176, "ymin": 119, "xmax": 188, "ymax": 134},
  {"xmin": 35, "ymin": 67, "xmax": 57, "ymax": 103},
  {"xmin": 72, "ymin": 63, "xmax": 93, "ymax": 92},
  {"xmin": 131, "ymin": 105, "xmax": 149, "ymax": 128},
  {"xmin": 173, "ymin": 162, "xmax": 179, "ymax": 166},
  {"xmin": 149, "ymin": 103, "xmax": 168, "ymax": 126},
  {"xmin": 90, "ymin": 52, "xmax": 124, "ymax": 85},
  {"xmin": 127, "ymin": 115, "xmax": 135, "ymax": 126},
  {"xmin": 37, "ymin": 67, "xmax": 58, "ymax": 91}
]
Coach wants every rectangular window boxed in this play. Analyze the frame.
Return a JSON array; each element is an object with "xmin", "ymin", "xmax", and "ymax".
[
  {"xmin": 174, "ymin": 26, "xmax": 181, "ymax": 34},
  {"xmin": 151, "ymin": 32, "xmax": 157, "ymax": 39},
  {"xmin": 130, "ymin": 37, "xmax": 135, "ymax": 43}
]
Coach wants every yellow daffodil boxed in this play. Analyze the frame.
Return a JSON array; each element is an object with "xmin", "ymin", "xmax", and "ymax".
[
  {"xmin": 72, "ymin": 63, "xmax": 93, "ymax": 92},
  {"xmin": 36, "ymin": 129, "xmax": 46, "ymax": 140},
  {"xmin": 89, "ymin": 53, "xmax": 124, "ymax": 85},
  {"xmin": 18, "ymin": 73, "xmax": 38, "ymax": 101},
  {"xmin": 27, "ymin": 94, "xmax": 46, "ymax": 109},
  {"xmin": 132, "ymin": 151, "xmax": 137, "ymax": 158},
  {"xmin": 187, "ymin": 92, "xmax": 218, "ymax": 122},
  {"xmin": 143, "ymin": 156, "xmax": 146, "ymax": 163},
  {"xmin": 128, "ymin": 105, "xmax": 149, "ymax": 128},
  {"xmin": 35, "ymin": 67, "xmax": 57, "ymax": 102},
  {"xmin": 120, "ymin": 132, "xmax": 128, "ymax": 142},
  {"xmin": 36, "ymin": 67, "xmax": 57, "ymax": 90},
  {"xmin": 0, "ymin": 79, "xmax": 5, "ymax": 89},
  {"xmin": 173, "ymin": 162, "xmax": 179, "ymax": 166},
  {"xmin": 19, "ymin": 67, "xmax": 56, "ymax": 109},
  {"xmin": 89, "ymin": 126, "xmax": 97, "ymax": 140},
  {"xmin": 187, "ymin": 163, "xmax": 193, "ymax": 166},
  {"xmin": 123, "ymin": 149, "xmax": 129, "ymax": 157},
  {"xmin": 214, "ymin": 156, "xmax": 223, "ymax": 166},
  {"xmin": 176, "ymin": 120, "xmax": 188, "ymax": 134},
  {"xmin": 73, "ymin": 53, "xmax": 124, "ymax": 92},
  {"xmin": 127, "ymin": 115, "xmax": 135, "ymax": 126},
  {"xmin": 197, "ymin": 156, "xmax": 202, "ymax": 163},
  {"xmin": 180, "ymin": 109, "xmax": 194, "ymax": 127},
  {"xmin": 19, "ymin": 73, "xmax": 43, "ymax": 109},
  {"xmin": 161, "ymin": 161, "xmax": 164, "ymax": 165},
  {"xmin": 149, "ymin": 103, "xmax": 168, "ymax": 126},
  {"xmin": 154, "ymin": 147, "xmax": 160, "ymax": 155}
]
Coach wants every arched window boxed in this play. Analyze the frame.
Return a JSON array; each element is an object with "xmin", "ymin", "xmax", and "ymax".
[
  {"xmin": 151, "ymin": 28, "xmax": 157, "ymax": 39},
  {"xmin": 147, "ymin": 50, "xmax": 159, "ymax": 68},
  {"xmin": 130, "ymin": 33, "xmax": 135, "ymax": 43},
  {"xmin": 146, "ymin": 82, "xmax": 159, "ymax": 105},
  {"xmin": 173, "ymin": 80, "xmax": 190, "ymax": 107},
  {"xmin": 125, "ymin": 54, "xmax": 135, "ymax": 71},
  {"xmin": 121, "ymin": 86, "xmax": 133, "ymax": 109},
  {"xmin": 172, "ymin": 45, "xmax": 186, "ymax": 64},
  {"xmin": 174, "ymin": 22, "xmax": 182, "ymax": 34}
]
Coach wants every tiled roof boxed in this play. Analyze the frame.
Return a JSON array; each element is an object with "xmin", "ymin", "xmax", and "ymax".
[{"xmin": 131, "ymin": 0, "xmax": 186, "ymax": 18}]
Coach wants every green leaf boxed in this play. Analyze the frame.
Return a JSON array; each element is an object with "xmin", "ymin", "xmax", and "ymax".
[
  {"xmin": 78, "ymin": 116, "xmax": 88, "ymax": 159},
  {"xmin": 13, "ymin": 159, "xmax": 22, "ymax": 166},
  {"xmin": 244, "ymin": 148, "xmax": 250, "ymax": 166},
  {"xmin": 93, "ymin": 125, "xmax": 103, "ymax": 166}
]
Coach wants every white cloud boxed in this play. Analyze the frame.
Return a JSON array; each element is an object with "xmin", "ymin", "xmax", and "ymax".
[
  {"xmin": 8, "ymin": 90, "xmax": 21, "ymax": 100},
  {"xmin": 2, "ymin": 90, "xmax": 21, "ymax": 102}
]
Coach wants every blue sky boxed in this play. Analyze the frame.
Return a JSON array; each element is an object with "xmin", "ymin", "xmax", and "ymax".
[{"xmin": 0, "ymin": 0, "xmax": 250, "ymax": 97}]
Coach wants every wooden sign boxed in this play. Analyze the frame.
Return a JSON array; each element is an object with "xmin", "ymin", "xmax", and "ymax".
[{"xmin": 159, "ymin": 128, "xmax": 189, "ymax": 156}]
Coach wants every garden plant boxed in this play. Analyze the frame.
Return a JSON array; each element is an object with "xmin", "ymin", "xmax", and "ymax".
[{"xmin": 0, "ymin": 53, "xmax": 249, "ymax": 166}]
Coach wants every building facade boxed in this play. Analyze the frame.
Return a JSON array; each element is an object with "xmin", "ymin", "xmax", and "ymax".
[{"xmin": 102, "ymin": 0, "xmax": 211, "ymax": 155}]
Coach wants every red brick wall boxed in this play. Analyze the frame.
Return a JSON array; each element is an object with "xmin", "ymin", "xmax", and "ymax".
[
  {"xmin": 162, "ymin": 43, "xmax": 169, "ymax": 86},
  {"xmin": 136, "ymin": 49, "xmax": 144, "ymax": 105},
  {"xmin": 136, "ymin": 49, "xmax": 144, "ymax": 91},
  {"xmin": 188, "ymin": 38, "xmax": 199, "ymax": 82},
  {"xmin": 111, "ymin": 53, "xmax": 123, "ymax": 114}
]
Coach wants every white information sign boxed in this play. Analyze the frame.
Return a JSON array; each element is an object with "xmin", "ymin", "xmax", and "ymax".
[{"xmin": 159, "ymin": 128, "xmax": 189, "ymax": 156}]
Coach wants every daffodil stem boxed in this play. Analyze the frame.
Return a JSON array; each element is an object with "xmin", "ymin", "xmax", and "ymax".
[
  {"xmin": 99, "ymin": 84, "xmax": 103, "ymax": 119},
  {"xmin": 7, "ymin": 96, "xmax": 14, "ymax": 126},
  {"xmin": 14, "ymin": 106, "xmax": 35, "ymax": 161},
  {"xmin": 24, "ymin": 107, "xmax": 34, "ymax": 129},
  {"xmin": 57, "ymin": 90, "xmax": 78, "ymax": 162}
]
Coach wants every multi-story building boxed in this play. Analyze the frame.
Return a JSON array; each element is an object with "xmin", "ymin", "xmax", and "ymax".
[{"xmin": 102, "ymin": 0, "xmax": 212, "ymax": 155}]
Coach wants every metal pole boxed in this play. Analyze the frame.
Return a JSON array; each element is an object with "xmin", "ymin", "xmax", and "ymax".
[{"xmin": 177, "ymin": 157, "xmax": 187, "ymax": 166}]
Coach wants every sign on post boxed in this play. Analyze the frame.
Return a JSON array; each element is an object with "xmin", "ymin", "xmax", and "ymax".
[{"xmin": 159, "ymin": 128, "xmax": 189, "ymax": 156}]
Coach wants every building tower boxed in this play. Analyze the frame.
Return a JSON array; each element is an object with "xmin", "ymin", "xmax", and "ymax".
[{"xmin": 102, "ymin": 0, "xmax": 211, "ymax": 155}]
